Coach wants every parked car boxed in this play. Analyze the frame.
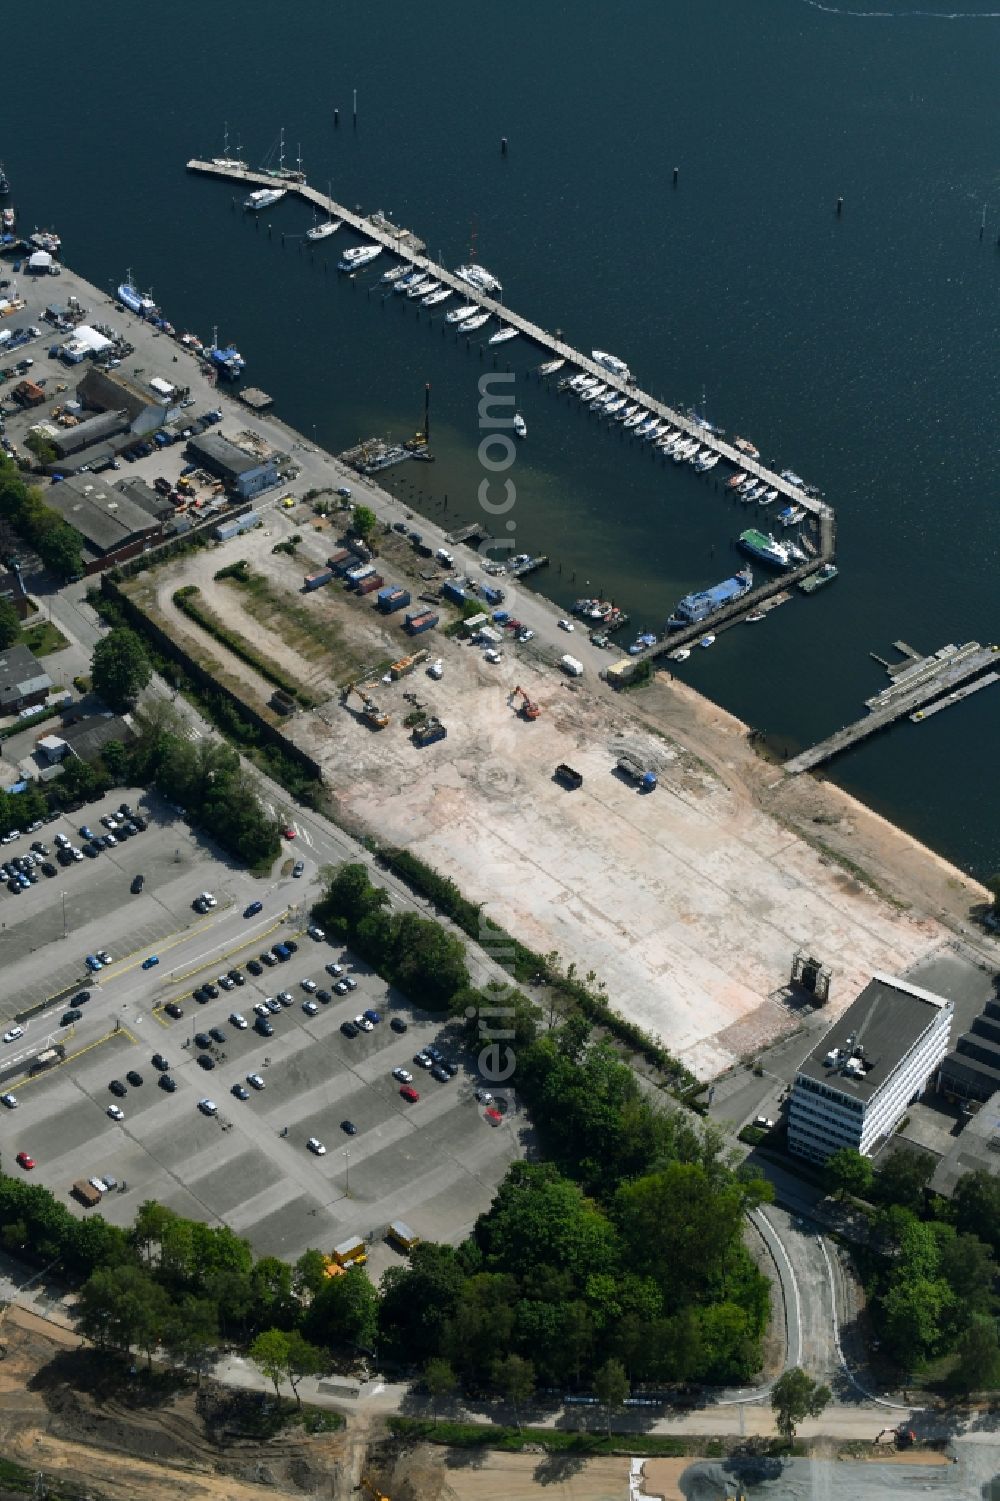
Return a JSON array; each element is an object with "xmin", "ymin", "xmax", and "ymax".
[
  {"xmin": 399, "ymin": 1085, "xmax": 420, "ymax": 1103},
  {"xmin": 389, "ymin": 1017, "xmax": 408, "ymax": 1034},
  {"xmin": 107, "ymin": 1105, "xmax": 125, "ymax": 1120},
  {"xmin": 307, "ymin": 1137, "xmax": 327, "ymax": 1155}
]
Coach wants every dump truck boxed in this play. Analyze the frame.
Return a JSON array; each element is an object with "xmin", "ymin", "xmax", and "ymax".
[
  {"xmin": 555, "ymin": 764, "xmax": 583, "ymax": 789},
  {"xmin": 616, "ymin": 753, "xmax": 657, "ymax": 791},
  {"xmin": 71, "ymin": 1180, "xmax": 102, "ymax": 1208}
]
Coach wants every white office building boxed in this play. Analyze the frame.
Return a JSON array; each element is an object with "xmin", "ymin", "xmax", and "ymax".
[{"xmin": 788, "ymin": 972, "xmax": 953, "ymax": 1163}]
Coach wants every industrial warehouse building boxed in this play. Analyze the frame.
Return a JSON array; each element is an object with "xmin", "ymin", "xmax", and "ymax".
[
  {"xmin": 45, "ymin": 474, "xmax": 163, "ymax": 571},
  {"xmin": 185, "ymin": 432, "xmax": 279, "ymax": 500},
  {"xmin": 75, "ymin": 367, "xmax": 182, "ymax": 437},
  {"xmin": 787, "ymin": 972, "xmax": 954, "ymax": 1163},
  {"xmin": 49, "ymin": 411, "xmax": 129, "ymax": 459}
]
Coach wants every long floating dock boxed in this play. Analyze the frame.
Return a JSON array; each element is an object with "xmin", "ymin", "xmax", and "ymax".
[
  {"xmin": 785, "ymin": 642, "xmax": 1000, "ymax": 775},
  {"xmin": 185, "ymin": 158, "xmax": 837, "ymax": 556}
]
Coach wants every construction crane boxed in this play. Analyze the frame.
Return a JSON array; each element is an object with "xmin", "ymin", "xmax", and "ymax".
[
  {"xmin": 342, "ymin": 682, "xmax": 390, "ymax": 729},
  {"xmin": 511, "ymin": 684, "xmax": 541, "ymax": 721}
]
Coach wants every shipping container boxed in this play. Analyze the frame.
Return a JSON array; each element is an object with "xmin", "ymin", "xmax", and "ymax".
[
  {"xmin": 356, "ymin": 573, "xmax": 385, "ymax": 596},
  {"xmin": 441, "ymin": 579, "xmax": 467, "ymax": 606},
  {"xmin": 327, "ymin": 549, "xmax": 352, "ymax": 570},
  {"xmin": 405, "ymin": 611, "xmax": 439, "ymax": 636},
  {"xmin": 387, "ymin": 1220, "xmax": 421, "ymax": 1252},
  {"xmin": 213, "ymin": 511, "xmax": 260, "ymax": 543},
  {"xmin": 303, "ymin": 568, "xmax": 334, "ymax": 592},
  {"xmin": 71, "ymin": 1180, "xmax": 102, "ymax": 1208},
  {"xmin": 377, "ymin": 586, "xmax": 411, "ymax": 614},
  {"xmin": 560, "ymin": 655, "xmax": 584, "ymax": 677},
  {"xmin": 477, "ymin": 626, "xmax": 503, "ymax": 646},
  {"xmin": 346, "ymin": 563, "xmax": 377, "ymax": 587}
]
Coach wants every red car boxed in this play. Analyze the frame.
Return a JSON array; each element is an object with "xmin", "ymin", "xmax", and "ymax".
[
  {"xmin": 15, "ymin": 1151, "xmax": 35, "ymax": 1170},
  {"xmin": 399, "ymin": 1085, "xmax": 420, "ymax": 1103},
  {"xmin": 283, "ymin": 827, "xmax": 296, "ymax": 840},
  {"xmin": 484, "ymin": 1108, "xmax": 503, "ymax": 1126}
]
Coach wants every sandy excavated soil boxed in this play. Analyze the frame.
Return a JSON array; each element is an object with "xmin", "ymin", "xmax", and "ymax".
[
  {"xmin": 0, "ymin": 1308, "xmax": 349, "ymax": 1501},
  {"xmin": 295, "ymin": 646, "xmax": 960, "ymax": 1079},
  {"xmin": 136, "ymin": 531, "xmax": 989, "ymax": 1081}
]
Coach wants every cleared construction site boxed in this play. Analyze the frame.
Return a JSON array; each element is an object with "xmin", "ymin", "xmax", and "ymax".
[{"xmin": 119, "ymin": 514, "xmax": 958, "ymax": 1082}]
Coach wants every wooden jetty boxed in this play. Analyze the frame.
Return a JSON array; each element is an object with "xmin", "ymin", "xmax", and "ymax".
[
  {"xmin": 784, "ymin": 642, "xmax": 1000, "ymax": 775},
  {"xmin": 185, "ymin": 157, "xmax": 836, "ymax": 551}
]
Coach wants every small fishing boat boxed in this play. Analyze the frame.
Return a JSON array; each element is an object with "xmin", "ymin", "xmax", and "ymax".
[
  {"xmin": 513, "ymin": 413, "xmax": 527, "ymax": 438},
  {"xmin": 668, "ymin": 647, "xmax": 691, "ymax": 662},
  {"xmin": 698, "ymin": 634, "xmax": 716, "ymax": 648}
]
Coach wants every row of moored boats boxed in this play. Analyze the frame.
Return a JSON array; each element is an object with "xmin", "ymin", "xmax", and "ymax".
[{"xmin": 555, "ymin": 371, "xmax": 722, "ymax": 472}]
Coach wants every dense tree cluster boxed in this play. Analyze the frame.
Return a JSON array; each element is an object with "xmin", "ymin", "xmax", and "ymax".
[
  {"xmin": 0, "ymin": 456, "xmax": 83, "ymax": 578},
  {"xmin": 859, "ymin": 1164, "xmax": 999, "ymax": 1387},
  {"xmin": 129, "ymin": 702, "xmax": 281, "ymax": 869},
  {"xmin": 316, "ymin": 866, "xmax": 774, "ymax": 1387}
]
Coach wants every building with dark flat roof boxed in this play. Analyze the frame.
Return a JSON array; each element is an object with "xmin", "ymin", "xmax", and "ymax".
[
  {"xmin": 938, "ymin": 997, "xmax": 1000, "ymax": 1105},
  {"xmin": 0, "ymin": 643, "xmax": 51, "ymax": 715},
  {"xmin": 788, "ymin": 972, "xmax": 953, "ymax": 1163},
  {"xmin": 185, "ymin": 432, "xmax": 278, "ymax": 501}
]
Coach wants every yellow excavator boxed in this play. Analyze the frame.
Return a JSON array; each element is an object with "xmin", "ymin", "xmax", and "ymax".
[{"xmin": 342, "ymin": 681, "xmax": 390, "ymax": 729}]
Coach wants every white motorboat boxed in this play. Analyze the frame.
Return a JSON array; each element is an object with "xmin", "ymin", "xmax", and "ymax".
[
  {"xmin": 243, "ymin": 187, "xmax": 287, "ymax": 211},
  {"xmin": 422, "ymin": 288, "xmax": 453, "ymax": 306},
  {"xmin": 381, "ymin": 264, "xmax": 407, "ymax": 283},
  {"xmin": 591, "ymin": 349, "xmax": 632, "ymax": 382},
  {"xmin": 759, "ymin": 487, "xmax": 778, "ymax": 506},
  {"xmin": 397, "ymin": 272, "xmax": 428, "ymax": 294},
  {"xmin": 539, "ymin": 358, "xmax": 566, "ymax": 376},
  {"xmin": 408, "ymin": 278, "xmax": 439, "ymax": 298},
  {"xmin": 462, "ymin": 311, "xmax": 491, "ymax": 332},
  {"xmin": 489, "ymin": 326, "xmax": 519, "ymax": 344},
  {"xmin": 338, "ymin": 244, "xmax": 382, "ymax": 270},
  {"xmin": 587, "ymin": 384, "xmax": 610, "ymax": 404},
  {"xmin": 698, "ymin": 634, "xmax": 716, "ymax": 648},
  {"xmin": 604, "ymin": 396, "xmax": 627, "ymax": 415},
  {"xmin": 513, "ymin": 413, "xmax": 527, "ymax": 438},
  {"xmin": 454, "ymin": 262, "xmax": 503, "ymax": 296},
  {"xmin": 669, "ymin": 647, "xmax": 691, "ymax": 662}
]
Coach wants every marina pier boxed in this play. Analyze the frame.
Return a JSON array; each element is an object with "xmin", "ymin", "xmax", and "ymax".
[
  {"xmin": 186, "ymin": 158, "xmax": 837, "ymax": 550},
  {"xmin": 784, "ymin": 641, "xmax": 1000, "ymax": 775}
]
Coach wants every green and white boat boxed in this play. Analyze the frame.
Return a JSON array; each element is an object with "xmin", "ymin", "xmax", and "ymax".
[{"xmin": 799, "ymin": 562, "xmax": 838, "ymax": 594}]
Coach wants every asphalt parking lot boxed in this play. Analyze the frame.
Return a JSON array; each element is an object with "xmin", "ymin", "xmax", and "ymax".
[
  {"xmin": 0, "ymin": 932, "xmax": 525, "ymax": 1267},
  {"xmin": 0, "ymin": 787, "xmax": 267, "ymax": 1018}
]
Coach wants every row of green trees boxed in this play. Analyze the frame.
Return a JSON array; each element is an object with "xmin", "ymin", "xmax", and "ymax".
[
  {"xmin": 0, "ymin": 456, "xmax": 83, "ymax": 578},
  {"xmin": 826, "ymin": 1146, "xmax": 1000, "ymax": 1388}
]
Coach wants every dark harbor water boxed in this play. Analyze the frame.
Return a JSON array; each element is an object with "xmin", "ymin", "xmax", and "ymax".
[{"xmin": 3, "ymin": 0, "xmax": 999, "ymax": 874}]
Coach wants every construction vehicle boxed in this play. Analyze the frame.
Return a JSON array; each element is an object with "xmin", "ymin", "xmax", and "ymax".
[
  {"xmin": 511, "ymin": 684, "xmax": 541, "ymax": 721},
  {"xmin": 616, "ymin": 753, "xmax": 657, "ymax": 791},
  {"xmin": 411, "ymin": 716, "xmax": 447, "ymax": 746},
  {"xmin": 342, "ymin": 682, "xmax": 390, "ymax": 729},
  {"xmin": 555, "ymin": 764, "xmax": 583, "ymax": 790}
]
